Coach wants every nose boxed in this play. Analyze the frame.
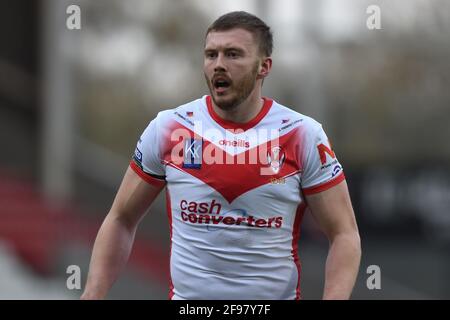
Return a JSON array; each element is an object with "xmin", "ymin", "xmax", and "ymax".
[{"xmin": 214, "ymin": 52, "xmax": 226, "ymax": 73}]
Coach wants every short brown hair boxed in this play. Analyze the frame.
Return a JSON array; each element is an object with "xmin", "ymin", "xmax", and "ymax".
[{"xmin": 206, "ymin": 11, "xmax": 273, "ymax": 57}]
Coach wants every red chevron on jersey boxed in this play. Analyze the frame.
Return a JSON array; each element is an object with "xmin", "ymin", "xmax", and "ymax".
[{"xmin": 160, "ymin": 121, "xmax": 305, "ymax": 203}]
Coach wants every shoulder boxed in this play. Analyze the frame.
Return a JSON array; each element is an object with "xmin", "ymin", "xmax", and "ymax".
[
  {"xmin": 269, "ymin": 99, "xmax": 323, "ymax": 136},
  {"xmin": 148, "ymin": 96, "xmax": 206, "ymax": 127}
]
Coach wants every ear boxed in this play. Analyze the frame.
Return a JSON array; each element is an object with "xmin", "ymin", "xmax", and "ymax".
[{"xmin": 258, "ymin": 57, "xmax": 272, "ymax": 79}]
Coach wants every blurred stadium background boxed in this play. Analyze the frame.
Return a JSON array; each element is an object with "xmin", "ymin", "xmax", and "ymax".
[{"xmin": 1, "ymin": 0, "xmax": 449, "ymax": 299}]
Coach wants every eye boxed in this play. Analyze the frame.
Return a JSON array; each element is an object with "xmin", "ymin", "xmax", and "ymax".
[
  {"xmin": 227, "ymin": 51, "xmax": 239, "ymax": 58},
  {"xmin": 205, "ymin": 51, "xmax": 217, "ymax": 59}
]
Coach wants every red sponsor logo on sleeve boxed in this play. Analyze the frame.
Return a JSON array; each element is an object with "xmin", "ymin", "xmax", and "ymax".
[{"xmin": 317, "ymin": 141, "xmax": 335, "ymax": 165}]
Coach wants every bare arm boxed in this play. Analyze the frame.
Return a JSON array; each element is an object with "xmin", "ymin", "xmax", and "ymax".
[
  {"xmin": 80, "ymin": 166, "xmax": 165, "ymax": 299},
  {"xmin": 306, "ymin": 179, "xmax": 361, "ymax": 300}
]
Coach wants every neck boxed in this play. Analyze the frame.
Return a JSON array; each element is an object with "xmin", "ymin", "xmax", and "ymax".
[{"xmin": 212, "ymin": 88, "xmax": 264, "ymax": 124}]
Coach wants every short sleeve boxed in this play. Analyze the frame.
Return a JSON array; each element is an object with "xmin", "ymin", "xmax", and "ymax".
[
  {"xmin": 129, "ymin": 116, "xmax": 166, "ymax": 187},
  {"xmin": 300, "ymin": 124, "xmax": 345, "ymax": 195}
]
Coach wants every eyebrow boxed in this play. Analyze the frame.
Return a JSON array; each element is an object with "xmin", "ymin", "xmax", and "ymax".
[{"xmin": 204, "ymin": 47, "xmax": 245, "ymax": 54}]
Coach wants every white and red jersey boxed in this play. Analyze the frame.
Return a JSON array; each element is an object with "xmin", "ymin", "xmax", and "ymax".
[{"xmin": 130, "ymin": 95, "xmax": 345, "ymax": 300}]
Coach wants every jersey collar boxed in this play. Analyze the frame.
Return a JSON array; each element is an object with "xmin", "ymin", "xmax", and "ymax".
[{"xmin": 206, "ymin": 95, "xmax": 273, "ymax": 132}]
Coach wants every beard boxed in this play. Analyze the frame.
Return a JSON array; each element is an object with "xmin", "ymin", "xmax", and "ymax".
[{"xmin": 205, "ymin": 61, "xmax": 259, "ymax": 111}]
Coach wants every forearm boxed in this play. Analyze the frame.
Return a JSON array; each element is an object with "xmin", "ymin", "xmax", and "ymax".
[
  {"xmin": 81, "ymin": 213, "xmax": 137, "ymax": 299},
  {"xmin": 323, "ymin": 232, "xmax": 361, "ymax": 300}
]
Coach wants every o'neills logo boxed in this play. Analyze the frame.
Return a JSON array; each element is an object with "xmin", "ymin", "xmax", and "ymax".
[
  {"xmin": 219, "ymin": 139, "xmax": 250, "ymax": 148},
  {"xmin": 179, "ymin": 199, "xmax": 283, "ymax": 229}
]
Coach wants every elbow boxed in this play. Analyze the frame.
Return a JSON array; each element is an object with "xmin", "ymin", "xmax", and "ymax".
[
  {"xmin": 106, "ymin": 209, "xmax": 140, "ymax": 235},
  {"xmin": 346, "ymin": 230, "xmax": 361, "ymax": 252},
  {"xmin": 353, "ymin": 231, "xmax": 362, "ymax": 257},
  {"xmin": 331, "ymin": 230, "xmax": 362, "ymax": 257},
  {"xmin": 349, "ymin": 231, "xmax": 362, "ymax": 260}
]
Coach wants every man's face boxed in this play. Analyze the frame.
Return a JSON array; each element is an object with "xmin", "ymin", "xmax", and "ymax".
[{"xmin": 204, "ymin": 28, "xmax": 263, "ymax": 111}]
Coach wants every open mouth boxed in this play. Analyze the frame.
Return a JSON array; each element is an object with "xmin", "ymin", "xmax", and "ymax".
[{"xmin": 213, "ymin": 77, "xmax": 231, "ymax": 93}]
